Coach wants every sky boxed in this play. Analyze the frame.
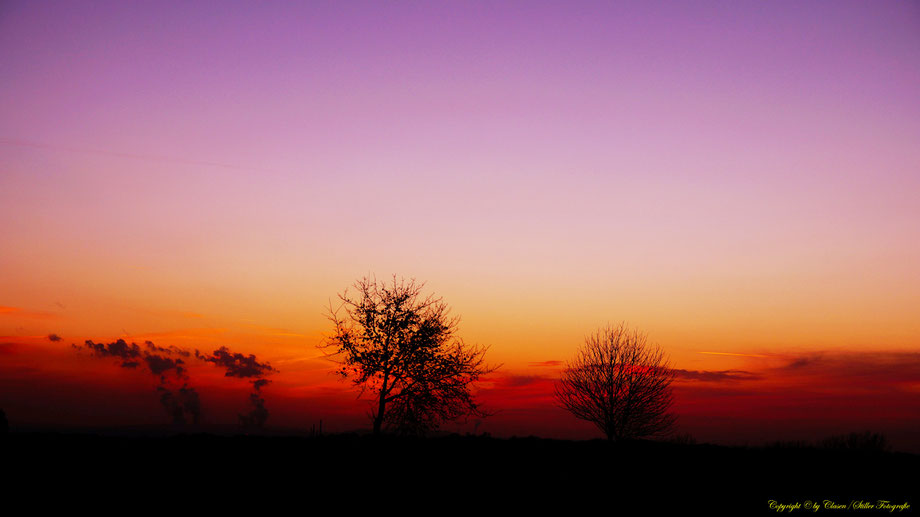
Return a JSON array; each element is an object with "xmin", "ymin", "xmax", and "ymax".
[{"xmin": 1, "ymin": 1, "xmax": 919, "ymax": 450}]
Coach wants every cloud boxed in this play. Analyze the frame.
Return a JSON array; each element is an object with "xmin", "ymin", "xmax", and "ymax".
[
  {"xmin": 491, "ymin": 374, "xmax": 548, "ymax": 388},
  {"xmin": 196, "ymin": 347, "xmax": 276, "ymax": 378},
  {"xmin": 80, "ymin": 339, "xmax": 142, "ymax": 368},
  {"xmin": 783, "ymin": 355, "xmax": 821, "ymax": 369},
  {"xmin": 144, "ymin": 341, "xmax": 191, "ymax": 357},
  {"xmin": 79, "ymin": 339, "xmax": 190, "ymax": 377},
  {"xmin": 240, "ymin": 323, "xmax": 309, "ymax": 338},
  {"xmin": 476, "ymin": 372, "xmax": 559, "ymax": 408},
  {"xmin": 697, "ymin": 351, "xmax": 771, "ymax": 358},
  {"xmin": 0, "ymin": 306, "xmax": 59, "ymax": 320},
  {"xmin": 124, "ymin": 328, "xmax": 228, "ymax": 341},
  {"xmin": 772, "ymin": 351, "xmax": 920, "ymax": 386},
  {"xmin": 673, "ymin": 369, "xmax": 762, "ymax": 382},
  {"xmin": 528, "ymin": 360, "xmax": 563, "ymax": 368},
  {"xmin": 673, "ymin": 350, "xmax": 920, "ymax": 448},
  {"xmin": 143, "ymin": 354, "xmax": 186, "ymax": 377},
  {"xmin": 197, "ymin": 346, "xmax": 277, "ymax": 429}
]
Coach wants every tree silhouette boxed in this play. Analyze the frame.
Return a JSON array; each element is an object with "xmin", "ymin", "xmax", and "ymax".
[
  {"xmin": 555, "ymin": 323, "xmax": 676, "ymax": 441},
  {"xmin": 322, "ymin": 276, "xmax": 497, "ymax": 436}
]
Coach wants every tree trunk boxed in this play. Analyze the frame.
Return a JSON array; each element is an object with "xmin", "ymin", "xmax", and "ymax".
[
  {"xmin": 373, "ymin": 373, "xmax": 389, "ymax": 435},
  {"xmin": 373, "ymin": 399, "xmax": 385, "ymax": 435}
]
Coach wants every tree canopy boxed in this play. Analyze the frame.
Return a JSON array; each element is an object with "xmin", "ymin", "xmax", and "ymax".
[
  {"xmin": 322, "ymin": 276, "xmax": 497, "ymax": 435},
  {"xmin": 555, "ymin": 323, "xmax": 676, "ymax": 441}
]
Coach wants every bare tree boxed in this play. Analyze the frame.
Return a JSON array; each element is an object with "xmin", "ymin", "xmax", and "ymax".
[
  {"xmin": 555, "ymin": 323, "xmax": 676, "ymax": 441},
  {"xmin": 321, "ymin": 275, "xmax": 498, "ymax": 436}
]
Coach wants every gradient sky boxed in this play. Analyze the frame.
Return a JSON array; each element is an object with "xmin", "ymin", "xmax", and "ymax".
[{"xmin": 2, "ymin": 1, "xmax": 919, "ymax": 449}]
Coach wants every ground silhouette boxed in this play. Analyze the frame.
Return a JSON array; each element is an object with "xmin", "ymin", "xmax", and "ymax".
[{"xmin": 3, "ymin": 431, "xmax": 915, "ymax": 514}]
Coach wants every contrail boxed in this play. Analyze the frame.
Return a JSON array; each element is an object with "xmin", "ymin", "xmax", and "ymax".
[{"xmin": 697, "ymin": 351, "xmax": 770, "ymax": 359}]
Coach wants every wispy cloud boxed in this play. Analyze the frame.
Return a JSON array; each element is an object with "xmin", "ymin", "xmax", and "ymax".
[
  {"xmin": 771, "ymin": 351, "xmax": 920, "ymax": 386},
  {"xmin": 239, "ymin": 323, "xmax": 309, "ymax": 338},
  {"xmin": 673, "ymin": 369, "xmax": 762, "ymax": 382},
  {"xmin": 528, "ymin": 360, "xmax": 563, "ymax": 368},
  {"xmin": 122, "ymin": 328, "xmax": 227, "ymax": 340},
  {"xmin": 0, "ymin": 306, "xmax": 59, "ymax": 320}
]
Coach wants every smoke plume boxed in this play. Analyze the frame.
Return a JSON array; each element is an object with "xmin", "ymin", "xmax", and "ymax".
[
  {"xmin": 197, "ymin": 347, "xmax": 277, "ymax": 429},
  {"xmin": 78, "ymin": 339, "xmax": 200, "ymax": 425}
]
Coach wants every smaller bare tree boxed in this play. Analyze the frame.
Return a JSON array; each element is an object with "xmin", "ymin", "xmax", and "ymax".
[{"xmin": 555, "ymin": 323, "xmax": 676, "ymax": 441}]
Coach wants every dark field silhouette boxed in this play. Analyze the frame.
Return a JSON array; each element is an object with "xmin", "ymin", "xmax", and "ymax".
[{"xmin": 3, "ymin": 431, "xmax": 915, "ymax": 514}]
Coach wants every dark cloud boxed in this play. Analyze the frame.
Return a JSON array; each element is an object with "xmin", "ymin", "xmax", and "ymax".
[
  {"xmin": 474, "ymin": 372, "xmax": 559, "ymax": 408},
  {"xmin": 143, "ymin": 354, "xmax": 185, "ymax": 377},
  {"xmin": 673, "ymin": 369, "xmax": 762, "ymax": 382},
  {"xmin": 494, "ymin": 374, "xmax": 548, "ymax": 388},
  {"xmin": 145, "ymin": 340, "xmax": 190, "ymax": 357},
  {"xmin": 772, "ymin": 351, "xmax": 920, "ymax": 386},
  {"xmin": 196, "ymin": 346, "xmax": 276, "ymax": 378},
  {"xmin": 47, "ymin": 334, "xmax": 62, "ymax": 342},
  {"xmin": 82, "ymin": 339, "xmax": 142, "ymax": 361},
  {"xmin": 784, "ymin": 355, "xmax": 821, "ymax": 369},
  {"xmin": 528, "ymin": 360, "xmax": 563, "ymax": 368},
  {"xmin": 81, "ymin": 339, "xmax": 188, "ymax": 377},
  {"xmin": 145, "ymin": 341, "xmax": 171, "ymax": 354}
]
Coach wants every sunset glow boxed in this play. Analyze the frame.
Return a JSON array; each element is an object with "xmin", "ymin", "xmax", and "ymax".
[{"xmin": 2, "ymin": 1, "xmax": 918, "ymax": 451}]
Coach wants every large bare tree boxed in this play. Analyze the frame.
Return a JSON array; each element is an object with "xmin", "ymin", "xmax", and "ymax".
[
  {"xmin": 322, "ymin": 275, "xmax": 497, "ymax": 436},
  {"xmin": 555, "ymin": 323, "xmax": 676, "ymax": 441}
]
